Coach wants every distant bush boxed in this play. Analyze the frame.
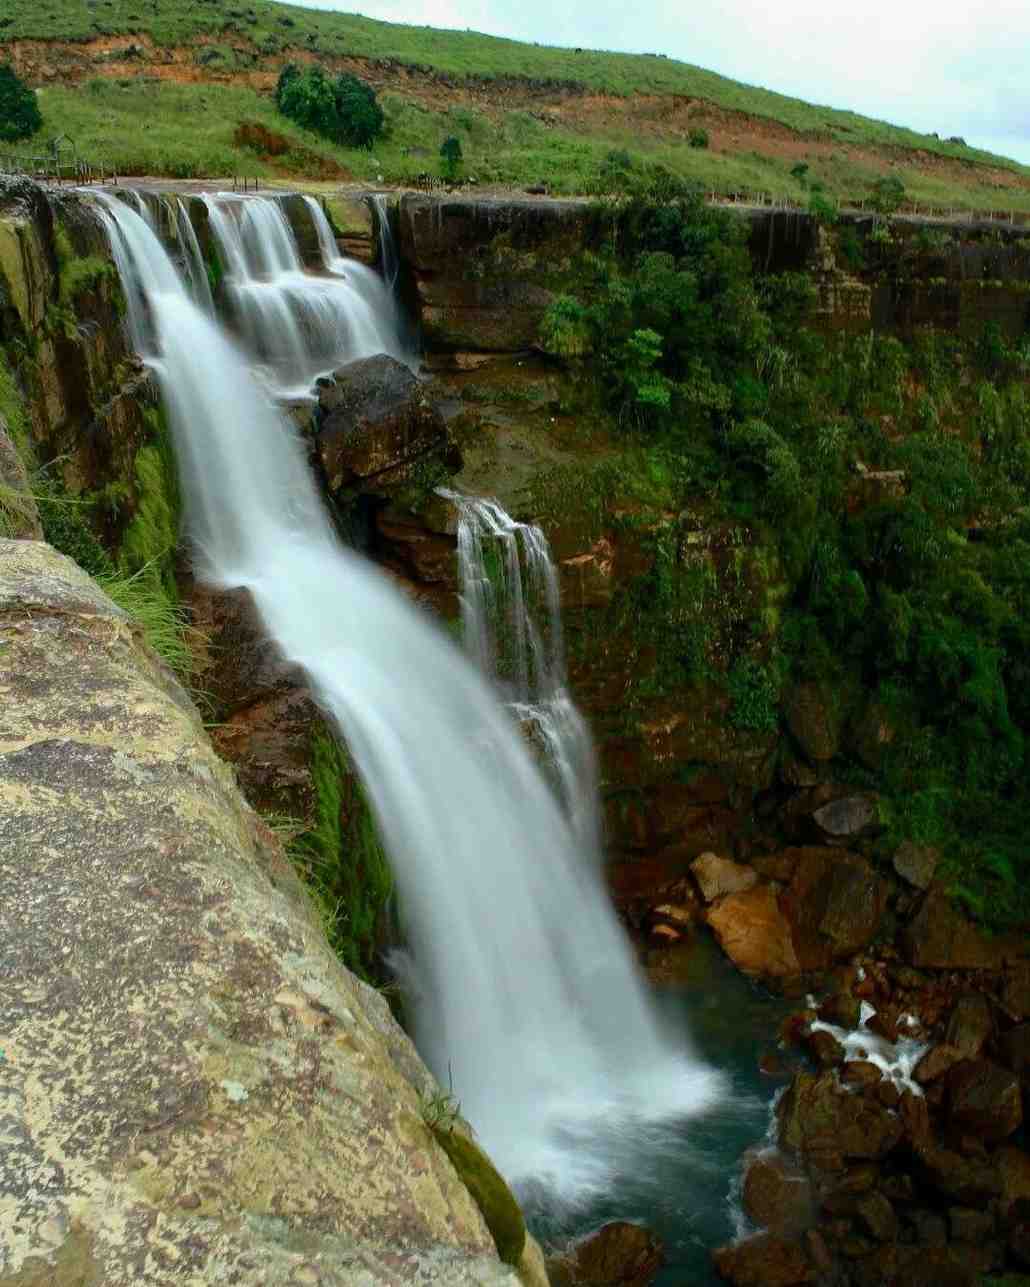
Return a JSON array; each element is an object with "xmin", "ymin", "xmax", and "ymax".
[
  {"xmin": 807, "ymin": 188, "xmax": 838, "ymax": 225},
  {"xmin": 440, "ymin": 134, "xmax": 463, "ymax": 181},
  {"xmin": 274, "ymin": 63, "xmax": 383, "ymax": 149},
  {"xmin": 789, "ymin": 161, "xmax": 809, "ymax": 187},
  {"xmin": 0, "ymin": 64, "xmax": 42, "ymax": 143},
  {"xmin": 871, "ymin": 174, "xmax": 906, "ymax": 216},
  {"xmin": 688, "ymin": 127, "xmax": 709, "ymax": 149}
]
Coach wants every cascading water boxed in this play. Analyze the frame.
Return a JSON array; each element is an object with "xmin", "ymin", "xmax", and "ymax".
[
  {"xmin": 442, "ymin": 490, "xmax": 601, "ymax": 856},
  {"xmin": 371, "ymin": 193, "xmax": 399, "ymax": 293},
  {"xmin": 201, "ymin": 192, "xmax": 407, "ymax": 396},
  {"xmin": 94, "ymin": 189, "xmax": 724, "ymax": 1208},
  {"xmin": 175, "ymin": 197, "xmax": 214, "ymax": 315}
]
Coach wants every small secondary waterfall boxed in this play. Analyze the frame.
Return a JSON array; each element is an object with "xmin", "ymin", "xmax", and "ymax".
[
  {"xmin": 371, "ymin": 193, "xmax": 399, "ymax": 293},
  {"xmin": 442, "ymin": 491, "xmax": 601, "ymax": 856},
  {"xmin": 175, "ymin": 198, "xmax": 214, "ymax": 315},
  {"xmin": 95, "ymin": 190, "xmax": 724, "ymax": 1204},
  {"xmin": 201, "ymin": 192, "xmax": 406, "ymax": 396}
]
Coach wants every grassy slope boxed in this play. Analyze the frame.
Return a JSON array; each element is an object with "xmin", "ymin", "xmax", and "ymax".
[{"xmin": 6, "ymin": 0, "xmax": 1030, "ymax": 204}]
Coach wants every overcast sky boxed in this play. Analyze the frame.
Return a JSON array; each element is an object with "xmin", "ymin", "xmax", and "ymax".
[{"xmin": 289, "ymin": 0, "xmax": 1030, "ymax": 165}]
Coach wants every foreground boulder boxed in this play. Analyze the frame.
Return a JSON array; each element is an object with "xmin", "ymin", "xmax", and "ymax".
[
  {"xmin": 316, "ymin": 353, "xmax": 453, "ymax": 497},
  {"xmin": 550, "ymin": 1221, "xmax": 663, "ymax": 1287},
  {"xmin": 0, "ymin": 540, "xmax": 526, "ymax": 1285}
]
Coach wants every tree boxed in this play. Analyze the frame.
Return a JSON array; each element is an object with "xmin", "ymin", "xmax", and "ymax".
[
  {"xmin": 0, "ymin": 65, "xmax": 43, "ymax": 144},
  {"xmin": 440, "ymin": 135, "xmax": 463, "ymax": 182},
  {"xmin": 274, "ymin": 64, "xmax": 383, "ymax": 149},
  {"xmin": 688, "ymin": 127, "xmax": 709, "ymax": 149},
  {"xmin": 871, "ymin": 174, "xmax": 906, "ymax": 216},
  {"xmin": 333, "ymin": 72, "xmax": 384, "ymax": 149}
]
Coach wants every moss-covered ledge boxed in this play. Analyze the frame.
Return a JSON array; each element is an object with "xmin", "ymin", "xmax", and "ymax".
[{"xmin": 0, "ymin": 540, "xmax": 525, "ymax": 1287}]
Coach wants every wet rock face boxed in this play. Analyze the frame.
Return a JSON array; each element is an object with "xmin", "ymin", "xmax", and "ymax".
[
  {"xmin": 397, "ymin": 194, "xmax": 589, "ymax": 352},
  {"xmin": 550, "ymin": 1221, "xmax": 663, "ymax": 1287},
  {"xmin": 901, "ymin": 885, "xmax": 1003, "ymax": 970},
  {"xmin": 0, "ymin": 540, "xmax": 520, "ymax": 1287},
  {"xmin": 317, "ymin": 353, "xmax": 454, "ymax": 498},
  {"xmin": 742, "ymin": 1152, "xmax": 815, "ymax": 1237}
]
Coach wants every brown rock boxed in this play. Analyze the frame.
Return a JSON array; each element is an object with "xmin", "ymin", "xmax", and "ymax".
[
  {"xmin": 1002, "ymin": 964, "xmax": 1030, "ymax": 1020},
  {"xmin": 840, "ymin": 1060, "xmax": 882, "ymax": 1089},
  {"xmin": 806, "ymin": 1029, "xmax": 844, "ymax": 1068},
  {"xmin": 948, "ymin": 1058, "xmax": 1023, "ymax": 1142},
  {"xmin": 706, "ymin": 884, "xmax": 800, "ymax": 979},
  {"xmin": 742, "ymin": 1151, "xmax": 814, "ymax": 1236},
  {"xmin": 996, "ymin": 1145, "xmax": 1030, "ymax": 1216},
  {"xmin": 901, "ymin": 887, "xmax": 1001, "ymax": 971},
  {"xmin": 777, "ymin": 1071, "xmax": 903, "ymax": 1162},
  {"xmin": 999, "ymin": 1022, "xmax": 1030, "ymax": 1079},
  {"xmin": 711, "ymin": 1232, "xmax": 814, "ymax": 1286},
  {"xmin": 317, "ymin": 354, "xmax": 452, "ymax": 496},
  {"xmin": 891, "ymin": 1247, "xmax": 977, "ymax": 1287},
  {"xmin": 854, "ymin": 1191, "xmax": 897, "ymax": 1242},
  {"xmin": 948, "ymin": 1206, "xmax": 994, "ymax": 1243},
  {"xmin": 912, "ymin": 1141, "xmax": 1001, "ymax": 1203},
  {"xmin": 944, "ymin": 992, "xmax": 993, "ymax": 1058},
  {"xmin": 817, "ymin": 992, "xmax": 862, "ymax": 1029},
  {"xmin": 913, "ymin": 1042, "xmax": 963, "ymax": 1085},
  {"xmin": 556, "ymin": 1221, "xmax": 663, "ymax": 1286},
  {"xmin": 785, "ymin": 681, "xmax": 841, "ymax": 762},
  {"xmin": 893, "ymin": 841, "xmax": 938, "ymax": 890},
  {"xmin": 784, "ymin": 849, "xmax": 887, "ymax": 970},
  {"xmin": 691, "ymin": 851, "xmax": 759, "ymax": 903}
]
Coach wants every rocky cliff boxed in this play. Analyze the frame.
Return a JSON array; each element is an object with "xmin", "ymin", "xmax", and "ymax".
[{"xmin": 0, "ymin": 539, "xmax": 543, "ymax": 1286}]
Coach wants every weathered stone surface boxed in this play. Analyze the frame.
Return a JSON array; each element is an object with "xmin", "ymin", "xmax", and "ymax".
[
  {"xmin": 782, "ymin": 848, "xmax": 887, "ymax": 970},
  {"xmin": 691, "ymin": 851, "xmax": 758, "ymax": 903},
  {"xmin": 711, "ymin": 1232, "xmax": 814, "ymax": 1285},
  {"xmin": 784, "ymin": 681, "xmax": 841, "ymax": 762},
  {"xmin": 706, "ymin": 884, "xmax": 800, "ymax": 978},
  {"xmin": 999, "ymin": 1022, "xmax": 1030, "ymax": 1079},
  {"xmin": 777, "ymin": 1071, "xmax": 903, "ymax": 1162},
  {"xmin": 0, "ymin": 177, "xmax": 55, "ymax": 333},
  {"xmin": 809, "ymin": 793, "xmax": 879, "ymax": 844},
  {"xmin": 913, "ymin": 1042, "xmax": 964, "ymax": 1085},
  {"xmin": 947, "ymin": 1058, "xmax": 1023, "ymax": 1142},
  {"xmin": 901, "ymin": 885, "xmax": 1001, "ymax": 970},
  {"xmin": 398, "ymin": 195, "xmax": 588, "ymax": 352},
  {"xmin": 893, "ymin": 841, "xmax": 939, "ymax": 890},
  {"xmin": 0, "ymin": 541, "xmax": 520, "ymax": 1286},
  {"xmin": 551, "ymin": 1221, "xmax": 663, "ymax": 1287},
  {"xmin": 742, "ymin": 1151, "xmax": 814, "ymax": 1236},
  {"xmin": 912, "ymin": 1141, "xmax": 1001, "ymax": 1204},
  {"xmin": 0, "ymin": 412, "xmax": 42, "ymax": 539},
  {"xmin": 944, "ymin": 992, "xmax": 993, "ymax": 1059},
  {"xmin": 317, "ymin": 354, "xmax": 452, "ymax": 495}
]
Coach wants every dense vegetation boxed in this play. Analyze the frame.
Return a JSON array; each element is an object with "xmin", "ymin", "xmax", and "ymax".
[
  {"xmin": 275, "ymin": 63, "xmax": 384, "ymax": 149},
  {"xmin": 542, "ymin": 169, "xmax": 1030, "ymax": 930},
  {"xmin": 0, "ymin": 64, "xmax": 42, "ymax": 143}
]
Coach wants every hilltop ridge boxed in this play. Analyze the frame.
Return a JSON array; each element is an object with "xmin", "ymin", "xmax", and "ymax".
[{"xmin": 3, "ymin": 0, "xmax": 1029, "ymax": 206}]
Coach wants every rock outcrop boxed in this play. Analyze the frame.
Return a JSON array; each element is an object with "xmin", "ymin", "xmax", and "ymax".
[{"xmin": 0, "ymin": 540, "xmax": 529, "ymax": 1286}]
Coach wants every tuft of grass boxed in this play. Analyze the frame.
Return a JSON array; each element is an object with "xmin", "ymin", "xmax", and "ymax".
[{"xmin": 97, "ymin": 561, "xmax": 196, "ymax": 678}]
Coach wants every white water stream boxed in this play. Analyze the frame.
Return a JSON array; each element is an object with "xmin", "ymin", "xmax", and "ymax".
[
  {"xmin": 200, "ymin": 192, "xmax": 407, "ymax": 397},
  {"xmin": 94, "ymin": 190, "xmax": 724, "ymax": 1203},
  {"xmin": 442, "ymin": 491, "xmax": 602, "ymax": 856}
]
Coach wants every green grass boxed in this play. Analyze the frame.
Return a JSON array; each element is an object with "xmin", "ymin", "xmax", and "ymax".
[
  {"xmin": 32, "ymin": 78, "xmax": 1030, "ymax": 212},
  {"xmin": 98, "ymin": 563, "xmax": 195, "ymax": 677},
  {"xmin": 7, "ymin": 0, "xmax": 1030, "ymax": 186}
]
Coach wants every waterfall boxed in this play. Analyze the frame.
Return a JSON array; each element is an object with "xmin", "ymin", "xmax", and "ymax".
[
  {"xmin": 200, "ymin": 192, "xmax": 408, "ymax": 397},
  {"xmin": 175, "ymin": 198, "xmax": 214, "ymax": 315},
  {"xmin": 442, "ymin": 491, "xmax": 601, "ymax": 856},
  {"xmin": 371, "ymin": 193, "xmax": 399, "ymax": 293},
  {"xmin": 93, "ymin": 191, "xmax": 724, "ymax": 1206}
]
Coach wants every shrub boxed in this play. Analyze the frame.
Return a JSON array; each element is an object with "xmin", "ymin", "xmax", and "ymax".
[
  {"xmin": 0, "ymin": 64, "xmax": 42, "ymax": 143},
  {"xmin": 275, "ymin": 63, "xmax": 383, "ymax": 149},
  {"xmin": 688, "ymin": 127, "xmax": 709, "ymax": 149},
  {"xmin": 870, "ymin": 174, "xmax": 906, "ymax": 216},
  {"xmin": 440, "ymin": 134, "xmax": 463, "ymax": 181},
  {"xmin": 790, "ymin": 161, "xmax": 810, "ymax": 187}
]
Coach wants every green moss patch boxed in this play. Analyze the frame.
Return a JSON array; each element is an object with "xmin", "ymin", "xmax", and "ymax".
[{"xmin": 431, "ymin": 1126, "xmax": 526, "ymax": 1266}]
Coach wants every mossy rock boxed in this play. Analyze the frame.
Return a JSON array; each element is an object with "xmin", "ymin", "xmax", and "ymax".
[{"xmin": 431, "ymin": 1126, "xmax": 526, "ymax": 1266}]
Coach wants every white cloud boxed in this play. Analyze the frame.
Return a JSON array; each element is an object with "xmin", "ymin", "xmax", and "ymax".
[{"xmin": 288, "ymin": 0, "xmax": 1030, "ymax": 165}]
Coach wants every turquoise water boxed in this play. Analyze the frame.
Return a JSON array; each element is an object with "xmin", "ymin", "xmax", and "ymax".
[{"xmin": 524, "ymin": 931, "xmax": 799, "ymax": 1284}]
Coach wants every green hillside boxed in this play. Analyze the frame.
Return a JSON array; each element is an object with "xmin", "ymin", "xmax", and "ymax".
[{"xmin": 3, "ymin": 0, "xmax": 1030, "ymax": 204}]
